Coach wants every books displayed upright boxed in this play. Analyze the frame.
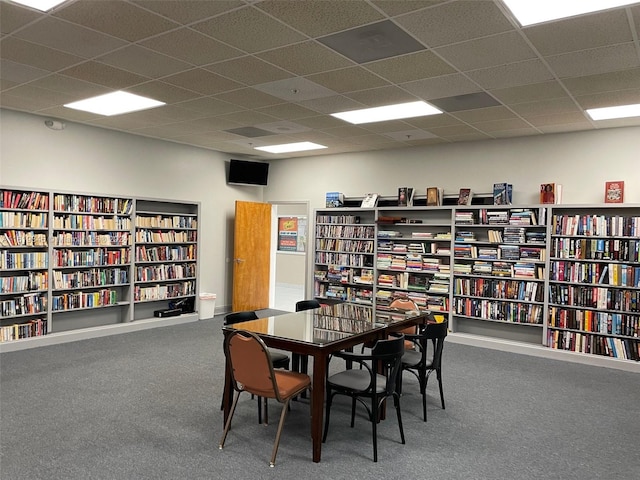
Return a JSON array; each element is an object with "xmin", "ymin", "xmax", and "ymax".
[
  {"xmin": 493, "ymin": 183, "xmax": 512, "ymax": 205},
  {"xmin": 540, "ymin": 183, "xmax": 562, "ymax": 204},
  {"xmin": 426, "ymin": 187, "xmax": 443, "ymax": 206},
  {"xmin": 360, "ymin": 193, "xmax": 379, "ymax": 208},
  {"xmin": 398, "ymin": 187, "xmax": 414, "ymax": 207},
  {"xmin": 457, "ymin": 188, "xmax": 472, "ymax": 205},
  {"xmin": 325, "ymin": 192, "xmax": 344, "ymax": 208},
  {"xmin": 605, "ymin": 181, "xmax": 624, "ymax": 203}
]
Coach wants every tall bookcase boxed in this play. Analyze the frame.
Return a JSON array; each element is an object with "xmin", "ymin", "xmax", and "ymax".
[
  {"xmin": 375, "ymin": 206, "xmax": 452, "ymax": 323},
  {"xmin": 451, "ymin": 206, "xmax": 547, "ymax": 344},
  {"xmin": 0, "ymin": 188, "xmax": 50, "ymax": 342},
  {"xmin": 313, "ymin": 202, "xmax": 640, "ymax": 365},
  {"xmin": 0, "ymin": 187, "xmax": 200, "ymax": 352},
  {"xmin": 547, "ymin": 206, "xmax": 640, "ymax": 361},
  {"xmin": 313, "ymin": 209, "xmax": 376, "ymax": 318}
]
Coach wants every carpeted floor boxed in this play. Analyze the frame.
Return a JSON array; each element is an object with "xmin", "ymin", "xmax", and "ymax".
[{"xmin": 1, "ymin": 314, "xmax": 639, "ymax": 480}]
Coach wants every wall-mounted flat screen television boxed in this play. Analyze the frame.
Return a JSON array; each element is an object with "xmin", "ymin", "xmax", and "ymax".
[{"xmin": 228, "ymin": 159, "xmax": 269, "ymax": 186}]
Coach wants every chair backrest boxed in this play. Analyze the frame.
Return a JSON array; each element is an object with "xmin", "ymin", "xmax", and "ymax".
[
  {"xmin": 371, "ymin": 334, "xmax": 405, "ymax": 395},
  {"xmin": 295, "ymin": 299, "xmax": 321, "ymax": 312},
  {"xmin": 224, "ymin": 310, "xmax": 259, "ymax": 325},
  {"xmin": 224, "ymin": 330, "xmax": 279, "ymax": 400},
  {"xmin": 389, "ymin": 297, "xmax": 419, "ymax": 313},
  {"xmin": 424, "ymin": 320, "xmax": 448, "ymax": 369}
]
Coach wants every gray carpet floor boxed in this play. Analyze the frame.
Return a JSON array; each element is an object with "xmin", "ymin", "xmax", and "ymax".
[{"xmin": 1, "ymin": 313, "xmax": 639, "ymax": 480}]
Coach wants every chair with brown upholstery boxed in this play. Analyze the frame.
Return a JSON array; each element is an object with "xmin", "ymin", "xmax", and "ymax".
[
  {"xmin": 224, "ymin": 311, "xmax": 290, "ymax": 424},
  {"xmin": 322, "ymin": 334, "xmax": 405, "ymax": 462},
  {"xmin": 219, "ymin": 329, "xmax": 311, "ymax": 467}
]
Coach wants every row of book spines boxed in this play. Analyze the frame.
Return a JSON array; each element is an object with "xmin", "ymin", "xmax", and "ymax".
[
  {"xmin": 133, "ymin": 281, "xmax": 196, "ymax": 301},
  {"xmin": 314, "ymin": 253, "xmax": 373, "ymax": 267},
  {"xmin": 453, "ymin": 297, "xmax": 543, "ymax": 324},
  {"xmin": 547, "ymin": 330, "xmax": 639, "ymax": 361},
  {"xmin": 552, "ymin": 214, "xmax": 640, "ymax": 237},
  {"xmin": 51, "ymin": 290, "xmax": 118, "ymax": 310},
  {"xmin": 0, "ymin": 251, "xmax": 48, "ymax": 270},
  {"xmin": 135, "ymin": 264, "xmax": 197, "ymax": 282},
  {"xmin": 53, "ymin": 268, "xmax": 129, "ymax": 290},
  {"xmin": 1, "ymin": 191, "xmax": 49, "ymax": 210},
  {"xmin": 0, "ymin": 212, "xmax": 47, "ymax": 228},
  {"xmin": 549, "ymin": 261, "xmax": 640, "ymax": 286},
  {"xmin": 549, "ymin": 285, "xmax": 640, "ymax": 311},
  {"xmin": 52, "ymin": 232, "xmax": 130, "ymax": 246},
  {"xmin": 53, "ymin": 215, "xmax": 131, "ymax": 230},
  {"xmin": 548, "ymin": 307, "xmax": 639, "ymax": 337},
  {"xmin": 0, "ymin": 272, "xmax": 49, "ymax": 293},
  {"xmin": 53, "ymin": 195, "xmax": 132, "ymax": 214},
  {"xmin": 316, "ymin": 215, "xmax": 361, "ymax": 224},
  {"xmin": 135, "ymin": 216, "xmax": 197, "ymax": 229},
  {"xmin": 53, "ymin": 248, "xmax": 130, "ymax": 267},
  {"xmin": 454, "ymin": 278, "xmax": 543, "ymax": 302},
  {"xmin": 315, "ymin": 239, "xmax": 374, "ymax": 253},
  {"xmin": 315, "ymin": 225, "xmax": 375, "ymax": 238},
  {"xmin": 0, "ymin": 317, "xmax": 48, "ymax": 343},
  {"xmin": 0, "ymin": 231, "xmax": 48, "ymax": 247},
  {"xmin": 551, "ymin": 238, "xmax": 639, "ymax": 262},
  {"xmin": 135, "ymin": 230, "xmax": 197, "ymax": 243},
  {"xmin": 0, "ymin": 294, "xmax": 47, "ymax": 317}
]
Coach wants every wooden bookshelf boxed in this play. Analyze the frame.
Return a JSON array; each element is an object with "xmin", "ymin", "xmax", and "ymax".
[{"xmin": 0, "ymin": 187, "xmax": 200, "ymax": 351}]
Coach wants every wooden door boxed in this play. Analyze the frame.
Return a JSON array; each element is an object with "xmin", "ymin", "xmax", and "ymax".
[{"xmin": 232, "ymin": 201, "xmax": 271, "ymax": 311}]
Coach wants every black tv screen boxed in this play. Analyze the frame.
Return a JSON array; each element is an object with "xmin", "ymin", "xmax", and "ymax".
[{"xmin": 228, "ymin": 159, "xmax": 269, "ymax": 186}]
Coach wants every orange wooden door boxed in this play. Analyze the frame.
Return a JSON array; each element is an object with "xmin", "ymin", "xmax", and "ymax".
[{"xmin": 232, "ymin": 201, "xmax": 271, "ymax": 311}]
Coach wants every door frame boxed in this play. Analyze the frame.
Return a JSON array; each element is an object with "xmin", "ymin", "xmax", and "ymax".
[{"xmin": 267, "ymin": 201, "xmax": 310, "ymax": 308}]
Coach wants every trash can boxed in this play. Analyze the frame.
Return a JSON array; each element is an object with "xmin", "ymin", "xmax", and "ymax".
[{"xmin": 199, "ymin": 293, "xmax": 216, "ymax": 320}]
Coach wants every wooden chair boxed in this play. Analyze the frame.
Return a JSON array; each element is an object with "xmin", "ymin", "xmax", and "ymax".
[
  {"xmin": 219, "ymin": 330, "xmax": 311, "ymax": 467},
  {"xmin": 322, "ymin": 334, "xmax": 405, "ymax": 462}
]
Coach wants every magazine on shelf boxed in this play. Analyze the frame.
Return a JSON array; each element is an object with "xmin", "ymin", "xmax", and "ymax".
[{"xmin": 360, "ymin": 193, "xmax": 379, "ymax": 208}]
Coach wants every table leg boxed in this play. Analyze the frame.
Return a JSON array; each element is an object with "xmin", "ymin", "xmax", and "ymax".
[{"xmin": 311, "ymin": 351, "xmax": 327, "ymax": 463}]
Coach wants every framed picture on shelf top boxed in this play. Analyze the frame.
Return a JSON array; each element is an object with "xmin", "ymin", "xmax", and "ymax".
[{"xmin": 604, "ymin": 181, "xmax": 624, "ymax": 203}]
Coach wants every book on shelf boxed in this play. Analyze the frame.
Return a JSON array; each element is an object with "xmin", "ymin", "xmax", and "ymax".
[
  {"xmin": 398, "ymin": 187, "xmax": 414, "ymax": 207},
  {"xmin": 457, "ymin": 188, "xmax": 472, "ymax": 205},
  {"xmin": 360, "ymin": 193, "xmax": 379, "ymax": 208},
  {"xmin": 426, "ymin": 187, "xmax": 443, "ymax": 206},
  {"xmin": 493, "ymin": 182, "xmax": 512, "ymax": 205},
  {"xmin": 540, "ymin": 183, "xmax": 562, "ymax": 204},
  {"xmin": 604, "ymin": 181, "xmax": 624, "ymax": 203},
  {"xmin": 325, "ymin": 192, "xmax": 344, "ymax": 208}
]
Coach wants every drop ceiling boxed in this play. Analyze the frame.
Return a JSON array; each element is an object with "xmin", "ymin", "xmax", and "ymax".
[{"xmin": 1, "ymin": 0, "xmax": 640, "ymax": 159}]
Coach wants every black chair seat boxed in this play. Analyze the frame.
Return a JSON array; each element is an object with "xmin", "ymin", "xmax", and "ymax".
[
  {"xmin": 327, "ymin": 369, "xmax": 387, "ymax": 394},
  {"xmin": 401, "ymin": 350, "xmax": 434, "ymax": 369}
]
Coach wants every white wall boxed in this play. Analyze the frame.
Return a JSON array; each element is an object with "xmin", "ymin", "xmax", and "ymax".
[
  {"xmin": 263, "ymin": 126, "xmax": 640, "ymax": 208},
  {"xmin": 0, "ymin": 109, "xmax": 264, "ymax": 312},
  {"xmin": 3, "ymin": 108, "xmax": 640, "ymax": 311}
]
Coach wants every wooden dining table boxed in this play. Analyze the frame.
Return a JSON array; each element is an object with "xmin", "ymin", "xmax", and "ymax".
[{"xmin": 221, "ymin": 305, "xmax": 431, "ymax": 463}]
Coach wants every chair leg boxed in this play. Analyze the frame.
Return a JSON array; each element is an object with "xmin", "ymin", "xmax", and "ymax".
[
  {"xmin": 394, "ymin": 392, "xmax": 405, "ymax": 445},
  {"xmin": 437, "ymin": 369, "xmax": 445, "ymax": 409},
  {"xmin": 350, "ymin": 396, "xmax": 357, "ymax": 428},
  {"xmin": 219, "ymin": 391, "xmax": 242, "ymax": 450},
  {"xmin": 263, "ymin": 397, "xmax": 269, "ymax": 425},
  {"xmin": 371, "ymin": 397, "xmax": 378, "ymax": 462},
  {"xmin": 269, "ymin": 398, "xmax": 291, "ymax": 467},
  {"xmin": 420, "ymin": 369, "xmax": 428, "ymax": 422}
]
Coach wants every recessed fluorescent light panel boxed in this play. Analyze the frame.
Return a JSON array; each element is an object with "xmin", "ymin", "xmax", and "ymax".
[
  {"xmin": 502, "ymin": 0, "xmax": 640, "ymax": 26},
  {"xmin": 254, "ymin": 142, "xmax": 327, "ymax": 154},
  {"xmin": 586, "ymin": 103, "xmax": 640, "ymax": 121},
  {"xmin": 10, "ymin": 0, "xmax": 69, "ymax": 11},
  {"xmin": 331, "ymin": 101, "xmax": 442, "ymax": 125},
  {"xmin": 64, "ymin": 91, "xmax": 166, "ymax": 116}
]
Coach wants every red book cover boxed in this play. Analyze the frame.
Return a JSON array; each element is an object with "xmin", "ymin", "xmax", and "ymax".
[{"xmin": 605, "ymin": 181, "xmax": 624, "ymax": 203}]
